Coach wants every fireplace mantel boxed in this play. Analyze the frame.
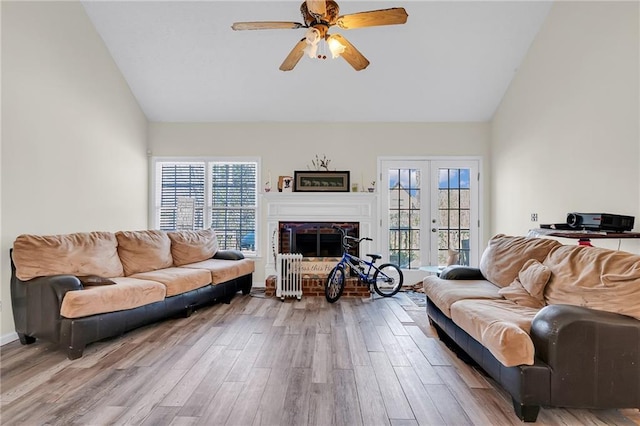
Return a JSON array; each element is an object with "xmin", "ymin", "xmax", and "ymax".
[{"xmin": 262, "ymin": 192, "xmax": 378, "ymax": 276}]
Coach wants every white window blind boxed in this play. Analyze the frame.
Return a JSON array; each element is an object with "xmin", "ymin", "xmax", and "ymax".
[{"xmin": 210, "ymin": 162, "xmax": 257, "ymax": 251}]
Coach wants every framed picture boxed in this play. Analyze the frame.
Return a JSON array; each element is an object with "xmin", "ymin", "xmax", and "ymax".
[
  {"xmin": 278, "ymin": 175, "xmax": 294, "ymax": 192},
  {"xmin": 294, "ymin": 171, "xmax": 350, "ymax": 192}
]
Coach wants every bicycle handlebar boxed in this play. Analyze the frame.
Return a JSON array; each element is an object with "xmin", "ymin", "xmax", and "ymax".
[
  {"xmin": 333, "ymin": 226, "xmax": 373, "ymax": 247},
  {"xmin": 343, "ymin": 235, "xmax": 372, "ymax": 247}
]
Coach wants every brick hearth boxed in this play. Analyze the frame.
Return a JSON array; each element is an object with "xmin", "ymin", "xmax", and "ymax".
[{"xmin": 265, "ymin": 275, "xmax": 370, "ymax": 298}]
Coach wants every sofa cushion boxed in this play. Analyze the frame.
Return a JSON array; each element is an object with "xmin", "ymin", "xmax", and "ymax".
[
  {"xmin": 180, "ymin": 258, "xmax": 255, "ymax": 284},
  {"xmin": 60, "ymin": 277, "xmax": 166, "ymax": 319},
  {"xmin": 544, "ymin": 245, "xmax": 640, "ymax": 320},
  {"xmin": 450, "ymin": 299, "xmax": 539, "ymax": 367},
  {"xmin": 116, "ymin": 230, "xmax": 173, "ymax": 276},
  {"xmin": 479, "ymin": 234, "xmax": 561, "ymax": 287},
  {"xmin": 212, "ymin": 250, "xmax": 245, "ymax": 261},
  {"xmin": 77, "ymin": 275, "xmax": 116, "ymax": 287},
  {"xmin": 519, "ymin": 259, "xmax": 551, "ymax": 299},
  {"xmin": 168, "ymin": 228, "xmax": 219, "ymax": 266},
  {"xmin": 498, "ymin": 280, "xmax": 544, "ymax": 309},
  {"xmin": 12, "ymin": 232, "xmax": 124, "ymax": 281},
  {"xmin": 131, "ymin": 267, "xmax": 212, "ymax": 297},
  {"xmin": 422, "ymin": 275, "xmax": 501, "ymax": 318},
  {"xmin": 499, "ymin": 258, "xmax": 552, "ymax": 309},
  {"xmin": 439, "ymin": 266, "xmax": 484, "ymax": 280}
]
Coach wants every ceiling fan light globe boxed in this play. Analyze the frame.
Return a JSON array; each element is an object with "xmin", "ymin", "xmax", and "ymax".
[
  {"xmin": 327, "ymin": 37, "xmax": 345, "ymax": 58},
  {"xmin": 304, "ymin": 28, "xmax": 321, "ymax": 58}
]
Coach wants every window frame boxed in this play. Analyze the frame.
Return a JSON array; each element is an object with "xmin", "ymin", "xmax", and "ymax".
[{"xmin": 150, "ymin": 156, "xmax": 261, "ymax": 258}]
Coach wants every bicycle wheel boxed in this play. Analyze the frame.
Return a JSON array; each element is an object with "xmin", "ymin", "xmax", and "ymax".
[
  {"xmin": 325, "ymin": 266, "xmax": 346, "ymax": 303},
  {"xmin": 372, "ymin": 263, "xmax": 404, "ymax": 297}
]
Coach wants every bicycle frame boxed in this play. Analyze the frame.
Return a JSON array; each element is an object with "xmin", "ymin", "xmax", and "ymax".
[
  {"xmin": 335, "ymin": 239, "xmax": 396, "ymax": 285},
  {"xmin": 336, "ymin": 251, "xmax": 376, "ymax": 284}
]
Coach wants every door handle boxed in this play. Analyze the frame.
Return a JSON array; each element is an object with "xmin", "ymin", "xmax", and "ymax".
[{"xmin": 431, "ymin": 228, "xmax": 437, "ymax": 233}]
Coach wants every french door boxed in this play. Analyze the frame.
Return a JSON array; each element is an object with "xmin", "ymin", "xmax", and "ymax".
[{"xmin": 379, "ymin": 158, "xmax": 481, "ymax": 268}]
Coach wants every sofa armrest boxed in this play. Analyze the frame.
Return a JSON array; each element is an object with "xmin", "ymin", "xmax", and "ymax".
[
  {"xmin": 50, "ymin": 275, "xmax": 84, "ymax": 301},
  {"xmin": 12, "ymin": 274, "xmax": 82, "ymax": 343},
  {"xmin": 439, "ymin": 266, "xmax": 485, "ymax": 280},
  {"xmin": 213, "ymin": 249, "xmax": 245, "ymax": 260},
  {"xmin": 27, "ymin": 274, "xmax": 82, "ymax": 313},
  {"xmin": 530, "ymin": 304, "xmax": 640, "ymax": 407}
]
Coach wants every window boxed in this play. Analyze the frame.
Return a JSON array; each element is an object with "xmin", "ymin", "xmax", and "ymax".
[
  {"xmin": 153, "ymin": 158, "xmax": 258, "ymax": 255},
  {"xmin": 210, "ymin": 162, "xmax": 257, "ymax": 252},
  {"xmin": 158, "ymin": 162, "xmax": 206, "ymax": 230}
]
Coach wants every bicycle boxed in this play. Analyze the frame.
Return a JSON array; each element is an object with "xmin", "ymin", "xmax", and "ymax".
[{"xmin": 325, "ymin": 227, "xmax": 404, "ymax": 303}]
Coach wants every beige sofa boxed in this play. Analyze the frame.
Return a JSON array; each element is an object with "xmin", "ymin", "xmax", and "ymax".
[
  {"xmin": 10, "ymin": 228, "xmax": 254, "ymax": 359},
  {"xmin": 424, "ymin": 234, "xmax": 640, "ymax": 421}
]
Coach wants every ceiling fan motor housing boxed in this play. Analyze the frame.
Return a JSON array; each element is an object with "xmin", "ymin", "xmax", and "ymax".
[{"xmin": 300, "ymin": 1, "xmax": 340, "ymax": 26}]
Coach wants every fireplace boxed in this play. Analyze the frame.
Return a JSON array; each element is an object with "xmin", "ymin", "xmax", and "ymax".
[
  {"xmin": 264, "ymin": 192, "xmax": 377, "ymax": 277},
  {"xmin": 279, "ymin": 222, "xmax": 359, "ymax": 257}
]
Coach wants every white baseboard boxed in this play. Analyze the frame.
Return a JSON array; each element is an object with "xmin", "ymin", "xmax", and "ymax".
[
  {"xmin": 252, "ymin": 280, "xmax": 265, "ymax": 288},
  {"xmin": 1, "ymin": 332, "xmax": 18, "ymax": 346}
]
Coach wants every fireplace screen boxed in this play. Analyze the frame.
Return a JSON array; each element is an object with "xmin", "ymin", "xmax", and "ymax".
[{"xmin": 279, "ymin": 222, "xmax": 359, "ymax": 258}]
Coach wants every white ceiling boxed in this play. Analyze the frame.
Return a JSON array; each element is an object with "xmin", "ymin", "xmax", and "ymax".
[{"xmin": 81, "ymin": 1, "xmax": 553, "ymax": 123}]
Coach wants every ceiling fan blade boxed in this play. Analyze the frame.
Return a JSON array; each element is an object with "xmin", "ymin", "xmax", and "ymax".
[
  {"xmin": 231, "ymin": 21, "xmax": 305, "ymax": 31},
  {"xmin": 328, "ymin": 34, "xmax": 369, "ymax": 71},
  {"xmin": 336, "ymin": 8, "xmax": 408, "ymax": 30},
  {"xmin": 306, "ymin": 0, "xmax": 327, "ymax": 16},
  {"xmin": 280, "ymin": 38, "xmax": 308, "ymax": 71}
]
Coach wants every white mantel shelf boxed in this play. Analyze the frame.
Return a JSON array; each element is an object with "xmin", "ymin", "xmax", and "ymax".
[
  {"xmin": 262, "ymin": 192, "xmax": 379, "ymax": 276},
  {"xmin": 262, "ymin": 192, "xmax": 377, "ymax": 218}
]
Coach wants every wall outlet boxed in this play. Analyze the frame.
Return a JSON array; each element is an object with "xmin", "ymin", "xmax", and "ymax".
[{"xmin": 531, "ymin": 213, "xmax": 538, "ymax": 222}]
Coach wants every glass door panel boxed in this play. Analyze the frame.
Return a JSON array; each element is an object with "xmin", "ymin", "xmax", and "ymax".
[
  {"xmin": 387, "ymin": 168, "xmax": 422, "ymax": 268},
  {"xmin": 431, "ymin": 161, "xmax": 478, "ymax": 267}
]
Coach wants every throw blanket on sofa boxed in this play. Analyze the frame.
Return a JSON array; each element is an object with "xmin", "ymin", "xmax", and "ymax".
[{"xmin": 544, "ymin": 245, "xmax": 640, "ymax": 320}]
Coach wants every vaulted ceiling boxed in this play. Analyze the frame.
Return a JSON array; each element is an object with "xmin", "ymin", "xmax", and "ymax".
[{"xmin": 82, "ymin": 1, "xmax": 553, "ymax": 122}]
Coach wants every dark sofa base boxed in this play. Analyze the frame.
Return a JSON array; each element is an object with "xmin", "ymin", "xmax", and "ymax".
[
  {"xmin": 427, "ymin": 298, "xmax": 550, "ymax": 422},
  {"xmin": 13, "ymin": 271, "xmax": 253, "ymax": 360}
]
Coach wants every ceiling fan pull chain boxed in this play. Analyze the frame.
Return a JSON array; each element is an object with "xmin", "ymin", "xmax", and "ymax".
[{"xmin": 319, "ymin": 41, "xmax": 327, "ymax": 60}]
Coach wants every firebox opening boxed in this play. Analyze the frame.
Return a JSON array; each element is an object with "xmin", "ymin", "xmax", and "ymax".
[{"xmin": 279, "ymin": 222, "xmax": 359, "ymax": 258}]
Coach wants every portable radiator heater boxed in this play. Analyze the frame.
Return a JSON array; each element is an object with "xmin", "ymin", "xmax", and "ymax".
[{"xmin": 276, "ymin": 253, "xmax": 303, "ymax": 301}]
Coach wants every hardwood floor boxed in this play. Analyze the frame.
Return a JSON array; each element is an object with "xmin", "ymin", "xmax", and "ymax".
[{"xmin": 1, "ymin": 292, "xmax": 639, "ymax": 425}]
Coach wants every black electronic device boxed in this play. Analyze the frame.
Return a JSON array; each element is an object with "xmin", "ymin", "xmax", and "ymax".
[
  {"xmin": 540, "ymin": 223, "xmax": 573, "ymax": 230},
  {"xmin": 566, "ymin": 212, "xmax": 635, "ymax": 232}
]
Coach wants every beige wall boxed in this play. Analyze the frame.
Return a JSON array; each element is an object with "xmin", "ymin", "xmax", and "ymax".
[
  {"xmin": 149, "ymin": 122, "xmax": 491, "ymax": 282},
  {"xmin": 0, "ymin": 1, "xmax": 149, "ymax": 339},
  {"xmin": 491, "ymin": 1, "xmax": 639, "ymax": 252}
]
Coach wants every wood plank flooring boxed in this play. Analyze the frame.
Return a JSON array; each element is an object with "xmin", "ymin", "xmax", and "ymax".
[{"xmin": 1, "ymin": 292, "xmax": 639, "ymax": 425}]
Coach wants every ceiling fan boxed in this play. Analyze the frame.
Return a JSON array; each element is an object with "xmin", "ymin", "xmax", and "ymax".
[{"xmin": 231, "ymin": 0, "xmax": 408, "ymax": 71}]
